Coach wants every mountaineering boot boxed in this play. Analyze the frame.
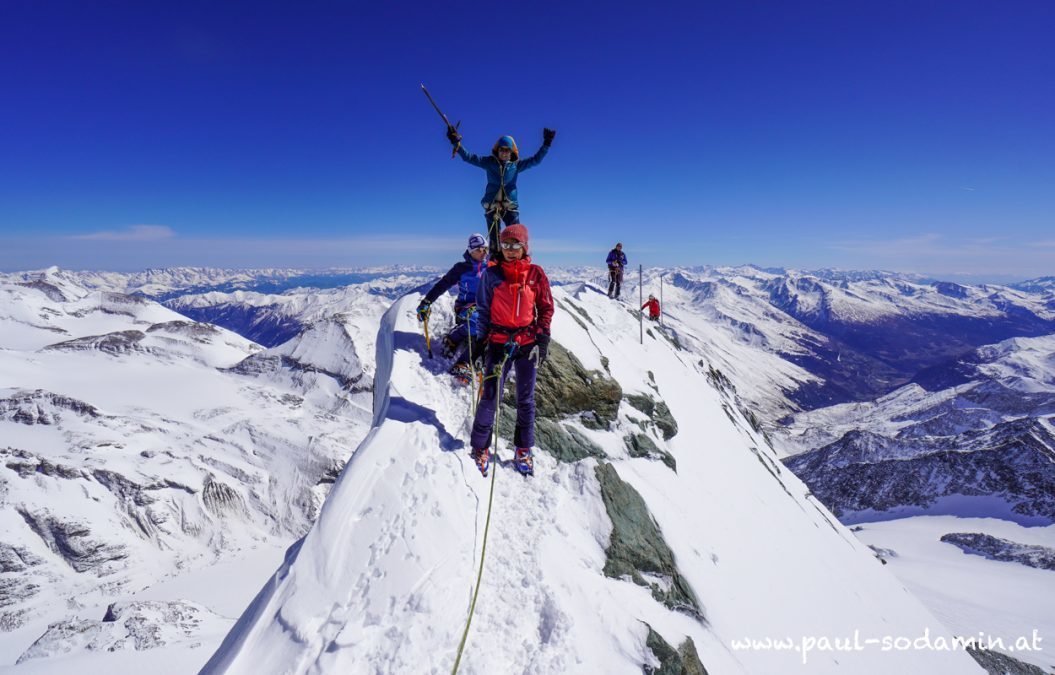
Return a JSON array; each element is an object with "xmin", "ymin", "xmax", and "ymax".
[
  {"xmin": 442, "ymin": 335, "xmax": 458, "ymax": 359},
  {"xmin": 449, "ymin": 361, "xmax": 473, "ymax": 386},
  {"xmin": 471, "ymin": 447, "xmax": 492, "ymax": 477},
  {"xmin": 513, "ymin": 447, "xmax": 534, "ymax": 476}
]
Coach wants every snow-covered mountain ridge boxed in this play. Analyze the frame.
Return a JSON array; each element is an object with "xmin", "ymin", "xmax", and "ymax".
[
  {"xmin": 0, "ymin": 275, "xmax": 380, "ymax": 651},
  {"xmin": 4, "ymin": 265, "xmax": 1053, "ymax": 673},
  {"xmin": 201, "ymin": 284, "xmax": 982, "ymax": 674}
]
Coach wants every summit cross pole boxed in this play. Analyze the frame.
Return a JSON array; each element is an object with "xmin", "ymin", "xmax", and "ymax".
[
  {"xmin": 639, "ymin": 264, "xmax": 644, "ymax": 345},
  {"xmin": 660, "ymin": 273, "xmax": 664, "ymax": 327}
]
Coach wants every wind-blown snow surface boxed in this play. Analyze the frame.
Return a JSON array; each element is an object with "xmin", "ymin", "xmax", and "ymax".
[{"xmin": 204, "ymin": 287, "xmax": 980, "ymax": 674}]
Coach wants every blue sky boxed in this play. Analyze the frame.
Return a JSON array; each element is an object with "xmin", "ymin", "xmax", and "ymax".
[{"xmin": 1, "ymin": 1, "xmax": 1053, "ymax": 279}]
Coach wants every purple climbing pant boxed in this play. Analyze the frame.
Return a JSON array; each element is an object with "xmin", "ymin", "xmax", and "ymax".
[{"xmin": 470, "ymin": 345, "xmax": 537, "ymax": 450}]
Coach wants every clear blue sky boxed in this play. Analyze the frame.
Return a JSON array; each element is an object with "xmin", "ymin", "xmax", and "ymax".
[{"xmin": 1, "ymin": 0, "xmax": 1053, "ymax": 279}]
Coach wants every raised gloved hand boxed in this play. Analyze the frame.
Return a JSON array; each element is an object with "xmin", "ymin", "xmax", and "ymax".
[
  {"xmin": 416, "ymin": 300, "xmax": 432, "ymax": 322},
  {"xmin": 446, "ymin": 127, "xmax": 462, "ymax": 145},
  {"xmin": 530, "ymin": 333, "xmax": 551, "ymax": 366},
  {"xmin": 542, "ymin": 128, "xmax": 556, "ymax": 146}
]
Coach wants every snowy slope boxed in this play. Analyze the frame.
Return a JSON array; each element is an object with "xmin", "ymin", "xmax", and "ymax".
[
  {"xmin": 203, "ymin": 286, "xmax": 981, "ymax": 674},
  {"xmin": 164, "ymin": 273, "xmax": 429, "ymax": 350},
  {"xmin": 0, "ymin": 277, "xmax": 378, "ymax": 659},
  {"xmin": 623, "ymin": 266, "xmax": 1055, "ymax": 419},
  {"xmin": 779, "ymin": 333, "xmax": 1055, "ymax": 672},
  {"xmin": 0, "ymin": 266, "xmax": 438, "ymax": 300}
]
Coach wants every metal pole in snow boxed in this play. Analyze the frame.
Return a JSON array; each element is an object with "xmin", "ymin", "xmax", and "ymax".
[
  {"xmin": 660, "ymin": 273, "xmax": 664, "ymax": 326},
  {"xmin": 639, "ymin": 264, "xmax": 644, "ymax": 344}
]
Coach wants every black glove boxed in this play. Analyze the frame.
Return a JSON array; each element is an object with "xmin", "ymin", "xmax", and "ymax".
[
  {"xmin": 542, "ymin": 128, "xmax": 556, "ymax": 146},
  {"xmin": 532, "ymin": 333, "xmax": 551, "ymax": 366},
  {"xmin": 446, "ymin": 127, "xmax": 462, "ymax": 145},
  {"xmin": 416, "ymin": 300, "xmax": 431, "ymax": 322}
]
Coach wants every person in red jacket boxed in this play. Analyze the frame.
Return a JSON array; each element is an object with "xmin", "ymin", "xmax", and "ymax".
[
  {"xmin": 469, "ymin": 223, "xmax": 553, "ymax": 477},
  {"xmin": 643, "ymin": 294, "xmax": 661, "ymax": 321}
]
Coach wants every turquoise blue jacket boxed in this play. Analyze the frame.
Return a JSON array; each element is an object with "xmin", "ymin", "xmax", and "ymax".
[{"xmin": 456, "ymin": 142, "xmax": 549, "ymax": 210}]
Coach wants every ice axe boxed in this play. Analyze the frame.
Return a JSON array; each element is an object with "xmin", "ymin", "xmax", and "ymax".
[{"xmin": 421, "ymin": 83, "xmax": 461, "ymax": 158}]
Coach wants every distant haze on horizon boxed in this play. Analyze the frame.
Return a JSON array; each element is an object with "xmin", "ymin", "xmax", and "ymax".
[{"xmin": 0, "ymin": 259, "xmax": 1045, "ymax": 288}]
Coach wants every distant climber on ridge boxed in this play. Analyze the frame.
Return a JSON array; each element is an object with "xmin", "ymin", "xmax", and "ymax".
[
  {"xmin": 445, "ymin": 128, "xmax": 555, "ymax": 252},
  {"xmin": 469, "ymin": 223, "xmax": 553, "ymax": 477},
  {"xmin": 606, "ymin": 242, "xmax": 627, "ymax": 299},
  {"xmin": 416, "ymin": 234, "xmax": 489, "ymax": 384},
  {"xmin": 643, "ymin": 294, "xmax": 660, "ymax": 321}
]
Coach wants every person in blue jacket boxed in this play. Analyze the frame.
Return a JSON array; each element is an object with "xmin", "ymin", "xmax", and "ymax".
[
  {"xmin": 446, "ymin": 128, "xmax": 555, "ymax": 251},
  {"xmin": 606, "ymin": 242, "xmax": 627, "ymax": 299},
  {"xmin": 416, "ymin": 233, "xmax": 490, "ymax": 384}
]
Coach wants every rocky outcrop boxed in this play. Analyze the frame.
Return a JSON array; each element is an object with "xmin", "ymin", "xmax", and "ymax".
[
  {"xmin": 496, "ymin": 339, "xmax": 620, "ymax": 461},
  {"xmin": 146, "ymin": 320, "xmax": 221, "ymax": 340},
  {"xmin": 17, "ymin": 280, "xmax": 67, "ymax": 302},
  {"xmin": 785, "ymin": 418, "xmax": 1055, "ymax": 523},
  {"xmin": 595, "ymin": 463, "xmax": 700, "ymax": 618},
  {"xmin": 625, "ymin": 393, "xmax": 678, "ymax": 440},
  {"xmin": 43, "ymin": 330, "xmax": 147, "ymax": 354},
  {"xmin": 533, "ymin": 341, "xmax": 622, "ymax": 430},
  {"xmin": 229, "ymin": 318, "xmax": 365, "ymax": 391},
  {"xmin": 16, "ymin": 600, "xmax": 228, "ymax": 663},
  {"xmin": 16, "ymin": 508, "xmax": 129, "ymax": 575},
  {"xmin": 643, "ymin": 625, "xmax": 709, "ymax": 675},
  {"xmin": 966, "ymin": 646, "xmax": 1049, "ymax": 675},
  {"xmin": 624, "ymin": 433, "xmax": 676, "ymax": 472},
  {"xmin": 202, "ymin": 475, "xmax": 250, "ymax": 520},
  {"xmin": 941, "ymin": 532, "xmax": 1055, "ymax": 571},
  {"xmin": 5, "ymin": 450, "xmax": 86, "ymax": 479},
  {"xmin": 0, "ymin": 390, "xmax": 102, "ymax": 425},
  {"xmin": 498, "ymin": 409, "xmax": 605, "ymax": 462}
]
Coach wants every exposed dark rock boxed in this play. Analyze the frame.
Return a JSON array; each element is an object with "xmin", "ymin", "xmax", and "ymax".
[
  {"xmin": 625, "ymin": 433, "xmax": 676, "ymax": 472},
  {"xmin": 705, "ymin": 366, "xmax": 734, "ymax": 394},
  {"xmin": 866, "ymin": 544, "xmax": 895, "ymax": 564},
  {"xmin": 0, "ymin": 544, "xmax": 46, "ymax": 574},
  {"xmin": 497, "ymin": 410, "xmax": 605, "ymax": 462},
  {"xmin": 625, "ymin": 394, "xmax": 679, "ymax": 440},
  {"xmin": 531, "ymin": 341, "xmax": 622, "ymax": 429},
  {"xmin": 941, "ymin": 532, "xmax": 1055, "ymax": 571},
  {"xmin": 0, "ymin": 390, "xmax": 102, "ymax": 425},
  {"xmin": 316, "ymin": 460, "xmax": 345, "ymax": 485},
  {"xmin": 784, "ymin": 418, "xmax": 1055, "ymax": 523},
  {"xmin": 17, "ymin": 280, "xmax": 67, "ymax": 302},
  {"xmin": 5, "ymin": 456, "xmax": 85, "ymax": 480},
  {"xmin": 16, "ymin": 508, "xmax": 129, "ymax": 574},
  {"xmin": 202, "ymin": 476, "xmax": 249, "ymax": 519},
  {"xmin": 0, "ymin": 578, "xmax": 40, "ymax": 610},
  {"xmin": 493, "ymin": 339, "xmax": 618, "ymax": 461},
  {"xmin": 595, "ymin": 463, "xmax": 701, "ymax": 618},
  {"xmin": 230, "ymin": 353, "xmax": 365, "ymax": 391},
  {"xmin": 43, "ymin": 330, "xmax": 147, "ymax": 354},
  {"xmin": 16, "ymin": 600, "xmax": 224, "ymax": 663},
  {"xmin": 966, "ymin": 645, "xmax": 1049, "ymax": 674},
  {"xmin": 643, "ymin": 625, "xmax": 709, "ymax": 675},
  {"xmin": 91, "ymin": 469, "xmax": 162, "ymax": 509},
  {"xmin": 146, "ymin": 321, "xmax": 221, "ymax": 339}
]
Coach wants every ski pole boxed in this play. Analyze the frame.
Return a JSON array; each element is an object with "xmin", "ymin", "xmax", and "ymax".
[{"xmin": 421, "ymin": 83, "xmax": 462, "ymax": 159}]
